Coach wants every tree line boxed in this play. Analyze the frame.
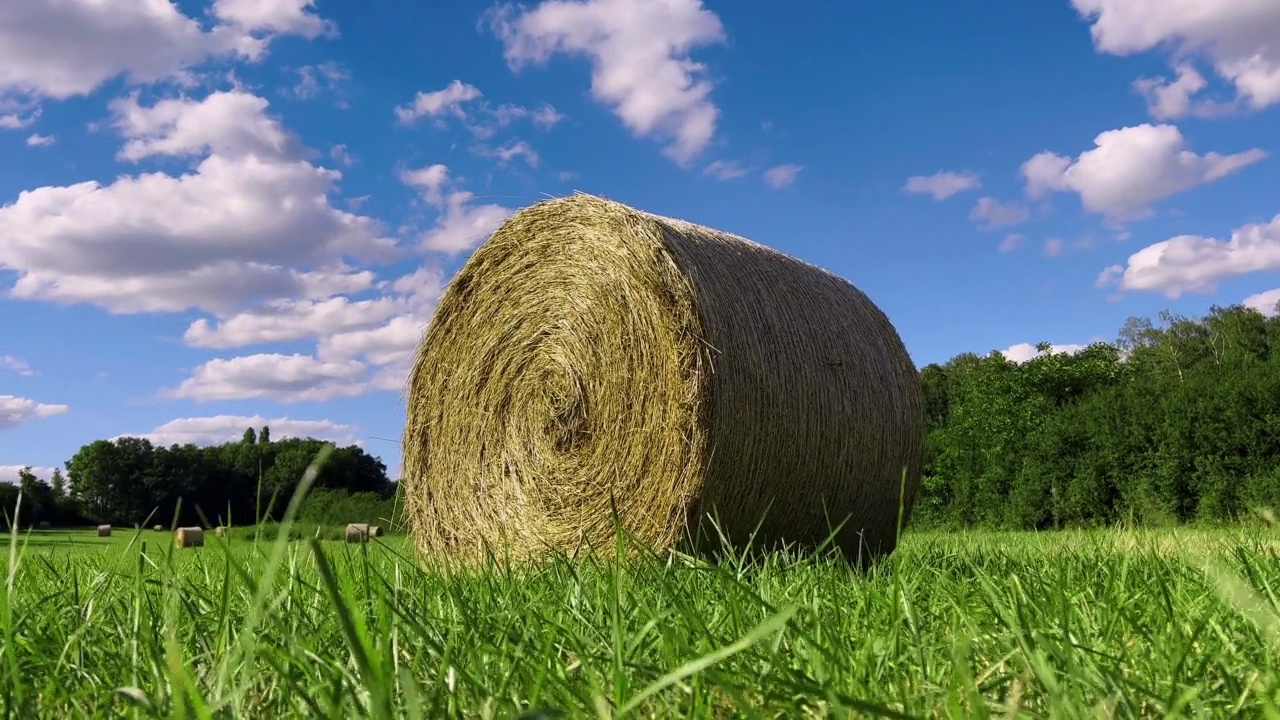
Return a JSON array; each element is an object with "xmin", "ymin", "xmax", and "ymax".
[
  {"xmin": 916, "ymin": 303, "xmax": 1280, "ymax": 528},
  {"xmin": 2, "ymin": 427, "xmax": 395, "ymax": 529}
]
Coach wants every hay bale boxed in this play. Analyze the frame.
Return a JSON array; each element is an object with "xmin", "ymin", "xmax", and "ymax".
[
  {"xmin": 153, "ymin": 524, "xmax": 165, "ymax": 532},
  {"xmin": 346, "ymin": 523, "xmax": 370, "ymax": 543},
  {"xmin": 175, "ymin": 527, "xmax": 204, "ymax": 548},
  {"xmin": 400, "ymin": 192, "xmax": 924, "ymax": 565},
  {"xmin": 36, "ymin": 521, "xmax": 50, "ymax": 530},
  {"xmin": 214, "ymin": 526, "xmax": 226, "ymax": 537},
  {"xmin": 369, "ymin": 525, "xmax": 384, "ymax": 537},
  {"xmin": 97, "ymin": 524, "xmax": 112, "ymax": 537}
]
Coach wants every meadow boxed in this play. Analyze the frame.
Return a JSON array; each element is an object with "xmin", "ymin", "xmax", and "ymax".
[{"xmin": 2, "ymin": 520, "xmax": 1280, "ymax": 718}]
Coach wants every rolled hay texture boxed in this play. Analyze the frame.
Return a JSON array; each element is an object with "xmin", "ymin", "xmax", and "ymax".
[
  {"xmin": 346, "ymin": 523, "xmax": 371, "ymax": 543},
  {"xmin": 401, "ymin": 193, "xmax": 924, "ymax": 565},
  {"xmin": 97, "ymin": 524, "xmax": 111, "ymax": 537},
  {"xmin": 175, "ymin": 527, "xmax": 204, "ymax": 548}
]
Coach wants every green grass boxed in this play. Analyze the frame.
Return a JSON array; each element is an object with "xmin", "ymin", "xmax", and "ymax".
[{"xmin": 2, "ymin": 521, "xmax": 1280, "ymax": 718}]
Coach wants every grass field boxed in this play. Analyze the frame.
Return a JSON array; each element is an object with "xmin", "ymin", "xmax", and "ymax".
[{"xmin": 2, "ymin": 521, "xmax": 1280, "ymax": 718}]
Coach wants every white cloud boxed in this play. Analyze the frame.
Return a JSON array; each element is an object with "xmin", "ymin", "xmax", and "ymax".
[
  {"xmin": 110, "ymin": 90, "xmax": 300, "ymax": 162},
  {"xmin": 1244, "ymin": 288, "xmax": 1280, "ymax": 317},
  {"xmin": 24, "ymin": 133, "xmax": 54, "ymax": 147},
  {"xmin": 1131, "ymin": 64, "xmax": 1235, "ymax": 120},
  {"xmin": 530, "ymin": 105, "xmax": 566, "ymax": 128},
  {"xmin": 970, "ymin": 197, "xmax": 1030, "ymax": 229},
  {"xmin": 1098, "ymin": 214, "xmax": 1280, "ymax": 298},
  {"xmin": 1001, "ymin": 342, "xmax": 1087, "ymax": 363},
  {"xmin": 329, "ymin": 144, "xmax": 356, "ymax": 167},
  {"xmin": 400, "ymin": 164, "xmax": 451, "ymax": 205},
  {"xmin": 395, "ymin": 80, "xmax": 483, "ymax": 125},
  {"xmin": 420, "ymin": 191, "xmax": 515, "ymax": 255},
  {"xmin": 397, "ymin": 165, "xmax": 514, "ymax": 255},
  {"xmin": 1043, "ymin": 238, "xmax": 1065, "ymax": 257},
  {"xmin": 999, "ymin": 233, "xmax": 1024, "ymax": 253},
  {"xmin": 1072, "ymin": 0, "xmax": 1280, "ymax": 113},
  {"xmin": 286, "ymin": 61, "xmax": 350, "ymax": 100},
  {"xmin": 703, "ymin": 159, "xmax": 748, "ymax": 181},
  {"xmin": 125, "ymin": 414, "xmax": 360, "ymax": 447},
  {"xmin": 165, "ymin": 353, "xmax": 368, "ymax": 403},
  {"xmin": 763, "ymin": 163, "xmax": 802, "ymax": 189},
  {"xmin": 1021, "ymin": 124, "xmax": 1266, "ymax": 222},
  {"xmin": 477, "ymin": 140, "xmax": 540, "ymax": 168},
  {"xmin": 490, "ymin": 0, "xmax": 726, "ymax": 164},
  {"xmin": 184, "ymin": 295, "xmax": 405, "ymax": 349},
  {"xmin": 211, "ymin": 0, "xmax": 334, "ymax": 41},
  {"xmin": 0, "ymin": 90, "xmax": 395, "ymax": 315},
  {"xmin": 0, "ymin": 466, "xmax": 59, "ymax": 482},
  {"xmin": 0, "ymin": 0, "xmax": 330, "ymax": 102},
  {"xmin": 0, "ymin": 395, "xmax": 67, "ymax": 430},
  {"xmin": 0, "ymin": 356, "xmax": 35, "ymax": 376},
  {"xmin": 904, "ymin": 171, "xmax": 981, "ymax": 200}
]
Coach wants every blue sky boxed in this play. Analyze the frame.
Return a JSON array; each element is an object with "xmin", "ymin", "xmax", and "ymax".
[{"xmin": 3, "ymin": 0, "xmax": 1279, "ymax": 482}]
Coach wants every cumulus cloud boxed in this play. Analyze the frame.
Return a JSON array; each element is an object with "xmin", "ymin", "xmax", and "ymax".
[
  {"xmin": 395, "ymin": 79, "xmax": 483, "ymax": 125},
  {"xmin": 1244, "ymin": 288, "xmax": 1280, "ymax": 317},
  {"xmin": 904, "ymin": 171, "xmax": 981, "ymax": 200},
  {"xmin": 397, "ymin": 165, "xmax": 513, "ymax": 255},
  {"xmin": 125, "ymin": 414, "xmax": 360, "ymax": 447},
  {"xmin": 1072, "ymin": 0, "xmax": 1280, "ymax": 114},
  {"xmin": 0, "ymin": 395, "xmax": 67, "ymax": 430},
  {"xmin": 24, "ymin": 133, "xmax": 54, "ymax": 147},
  {"xmin": 703, "ymin": 159, "xmax": 748, "ymax": 181},
  {"xmin": 0, "ymin": 90, "xmax": 395, "ymax": 315},
  {"xmin": 0, "ymin": 465, "xmax": 59, "ymax": 482},
  {"xmin": 1021, "ymin": 124, "xmax": 1266, "ymax": 222},
  {"xmin": 489, "ymin": 0, "xmax": 726, "ymax": 164},
  {"xmin": 1097, "ymin": 214, "xmax": 1280, "ymax": 298},
  {"xmin": 0, "ymin": 356, "xmax": 35, "ymax": 376},
  {"xmin": 165, "ymin": 353, "xmax": 368, "ymax": 403},
  {"xmin": 763, "ymin": 163, "xmax": 802, "ymax": 189},
  {"xmin": 999, "ymin": 233, "xmax": 1025, "ymax": 253},
  {"xmin": 970, "ymin": 197, "xmax": 1030, "ymax": 229},
  {"xmin": 0, "ymin": 0, "xmax": 331, "ymax": 102},
  {"xmin": 1001, "ymin": 342, "xmax": 1087, "ymax": 363},
  {"xmin": 286, "ymin": 62, "xmax": 350, "ymax": 101},
  {"xmin": 476, "ymin": 140, "xmax": 540, "ymax": 168}
]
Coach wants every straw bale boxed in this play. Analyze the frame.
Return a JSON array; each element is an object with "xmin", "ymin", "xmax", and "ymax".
[
  {"xmin": 215, "ymin": 526, "xmax": 227, "ymax": 537},
  {"xmin": 97, "ymin": 524, "xmax": 112, "ymax": 537},
  {"xmin": 400, "ymin": 192, "xmax": 924, "ymax": 565},
  {"xmin": 175, "ymin": 527, "xmax": 204, "ymax": 548},
  {"xmin": 346, "ymin": 523, "xmax": 370, "ymax": 543},
  {"xmin": 369, "ymin": 525, "xmax": 384, "ymax": 537},
  {"xmin": 153, "ymin": 524, "xmax": 165, "ymax": 532}
]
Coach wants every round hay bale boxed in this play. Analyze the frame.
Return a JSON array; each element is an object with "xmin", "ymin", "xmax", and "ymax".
[
  {"xmin": 36, "ymin": 521, "xmax": 51, "ymax": 530},
  {"xmin": 97, "ymin": 524, "xmax": 112, "ymax": 538},
  {"xmin": 369, "ymin": 525, "xmax": 384, "ymax": 538},
  {"xmin": 175, "ymin": 527, "xmax": 204, "ymax": 548},
  {"xmin": 346, "ymin": 523, "xmax": 370, "ymax": 543},
  {"xmin": 153, "ymin": 524, "xmax": 165, "ymax": 532},
  {"xmin": 214, "ymin": 526, "xmax": 227, "ymax": 538},
  {"xmin": 400, "ymin": 192, "xmax": 924, "ymax": 565}
]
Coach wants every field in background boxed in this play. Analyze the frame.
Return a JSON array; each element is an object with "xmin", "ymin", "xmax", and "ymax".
[{"xmin": 2, "ymin": 525, "xmax": 1279, "ymax": 717}]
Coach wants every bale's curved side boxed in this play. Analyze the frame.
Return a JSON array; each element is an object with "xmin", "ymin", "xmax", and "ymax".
[
  {"xmin": 401, "ymin": 192, "xmax": 923, "ymax": 564},
  {"xmin": 175, "ymin": 527, "xmax": 204, "ymax": 548},
  {"xmin": 346, "ymin": 523, "xmax": 370, "ymax": 543},
  {"xmin": 97, "ymin": 524, "xmax": 112, "ymax": 537}
]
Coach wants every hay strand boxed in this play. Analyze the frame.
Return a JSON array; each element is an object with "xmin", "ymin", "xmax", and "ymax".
[
  {"xmin": 175, "ymin": 527, "xmax": 204, "ymax": 548},
  {"xmin": 97, "ymin": 524, "xmax": 112, "ymax": 537},
  {"xmin": 401, "ymin": 192, "xmax": 924, "ymax": 565}
]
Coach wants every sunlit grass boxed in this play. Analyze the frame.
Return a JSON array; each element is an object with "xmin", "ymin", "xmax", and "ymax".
[{"xmin": 0, "ymin": 517, "xmax": 1276, "ymax": 717}]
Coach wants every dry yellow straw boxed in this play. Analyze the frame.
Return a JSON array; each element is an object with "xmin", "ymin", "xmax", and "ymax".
[{"xmin": 401, "ymin": 193, "xmax": 924, "ymax": 565}]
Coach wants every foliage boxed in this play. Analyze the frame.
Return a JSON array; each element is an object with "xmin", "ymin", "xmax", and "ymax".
[
  {"xmin": 49, "ymin": 427, "xmax": 391, "ymax": 527},
  {"xmin": 918, "ymin": 304, "xmax": 1280, "ymax": 529}
]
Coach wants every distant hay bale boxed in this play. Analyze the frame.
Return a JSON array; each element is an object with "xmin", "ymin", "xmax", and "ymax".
[
  {"xmin": 175, "ymin": 527, "xmax": 204, "ymax": 548},
  {"xmin": 369, "ymin": 525, "xmax": 384, "ymax": 537},
  {"xmin": 346, "ymin": 523, "xmax": 371, "ymax": 543},
  {"xmin": 153, "ymin": 524, "xmax": 164, "ymax": 532},
  {"xmin": 215, "ymin": 526, "xmax": 226, "ymax": 537},
  {"xmin": 97, "ymin": 524, "xmax": 112, "ymax": 537},
  {"xmin": 36, "ymin": 521, "xmax": 50, "ymax": 530},
  {"xmin": 400, "ymin": 192, "xmax": 924, "ymax": 566}
]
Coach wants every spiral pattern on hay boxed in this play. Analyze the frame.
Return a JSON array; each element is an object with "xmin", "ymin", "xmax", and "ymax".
[{"xmin": 401, "ymin": 193, "xmax": 923, "ymax": 564}]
